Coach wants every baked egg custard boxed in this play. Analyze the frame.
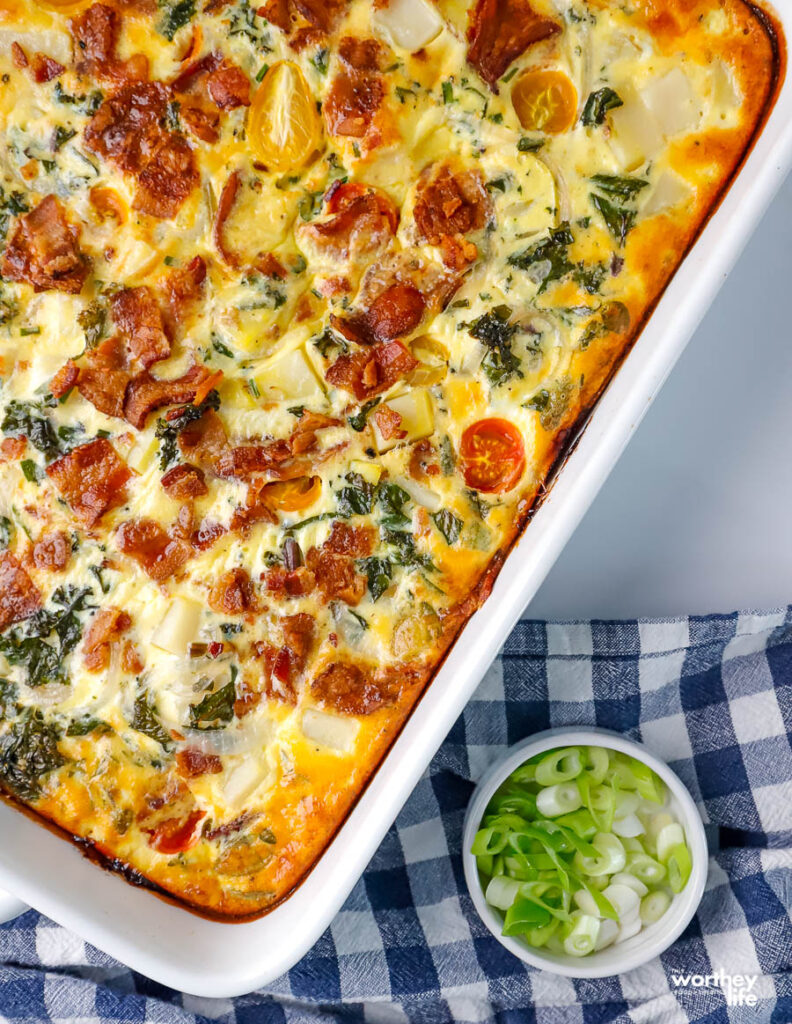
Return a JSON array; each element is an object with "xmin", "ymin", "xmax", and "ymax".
[{"xmin": 0, "ymin": 0, "xmax": 781, "ymax": 917}]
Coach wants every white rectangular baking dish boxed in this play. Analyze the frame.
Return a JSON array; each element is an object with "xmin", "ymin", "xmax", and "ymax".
[{"xmin": 1, "ymin": 5, "xmax": 791, "ymax": 997}]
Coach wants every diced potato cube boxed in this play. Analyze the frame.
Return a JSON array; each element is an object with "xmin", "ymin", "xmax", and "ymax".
[
  {"xmin": 349, "ymin": 459, "xmax": 382, "ymax": 485},
  {"xmin": 253, "ymin": 346, "xmax": 325, "ymax": 403},
  {"xmin": 641, "ymin": 69, "xmax": 697, "ymax": 137},
  {"xmin": 373, "ymin": 0, "xmax": 443, "ymax": 52},
  {"xmin": 151, "ymin": 597, "xmax": 202, "ymax": 656},
  {"xmin": 609, "ymin": 98, "xmax": 663, "ymax": 171},
  {"xmin": 302, "ymin": 708, "xmax": 360, "ymax": 753},
  {"xmin": 372, "ymin": 389, "xmax": 435, "ymax": 453}
]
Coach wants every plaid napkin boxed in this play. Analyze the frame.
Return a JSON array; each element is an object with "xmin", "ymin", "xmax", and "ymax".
[{"xmin": 3, "ymin": 609, "xmax": 792, "ymax": 1024}]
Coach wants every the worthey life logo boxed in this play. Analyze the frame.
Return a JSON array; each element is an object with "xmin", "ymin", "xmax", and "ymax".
[{"xmin": 671, "ymin": 969, "xmax": 758, "ymax": 1006}]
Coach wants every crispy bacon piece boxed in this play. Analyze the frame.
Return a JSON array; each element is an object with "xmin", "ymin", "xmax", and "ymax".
[
  {"xmin": 207, "ymin": 62, "xmax": 251, "ymax": 109},
  {"xmin": 260, "ymin": 0, "xmax": 348, "ymax": 35},
  {"xmin": 209, "ymin": 568, "xmax": 254, "ymax": 615},
  {"xmin": 123, "ymin": 364, "xmax": 213, "ymax": 429},
  {"xmin": 323, "ymin": 521, "xmax": 375, "ymax": 558},
  {"xmin": 116, "ymin": 518, "xmax": 192, "ymax": 582},
  {"xmin": 372, "ymin": 405, "xmax": 406, "ymax": 441},
  {"xmin": 325, "ymin": 69, "xmax": 384, "ymax": 139},
  {"xmin": 32, "ymin": 530, "xmax": 71, "ymax": 572},
  {"xmin": 305, "ymin": 547, "xmax": 366, "ymax": 606},
  {"xmin": 76, "ymin": 336, "xmax": 131, "ymax": 420},
  {"xmin": 0, "ymin": 552, "xmax": 41, "ymax": 631},
  {"xmin": 289, "ymin": 409, "xmax": 340, "ymax": 455},
  {"xmin": 262, "ymin": 565, "xmax": 316, "ymax": 598},
  {"xmin": 71, "ymin": 4, "xmax": 117, "ymax": 76},
  {"xmin": 333, "ymin": 282, "xmax": 426, "ymax": 346},
  {"xmin": 215, "ymin": 410, "xmax": 339, "ymax": 481},
  {"xmin": 46, "ymin": 438, "xmax": 132, "ymax": 528},
  {"xmin": 302, "ymin": 183, "xmax": 398, "ymax": 261},
  {"xmin": 281, "ymin": 612, "xmax": 315, "ymax": 669},
  {"xmin": 133, "ymin": 134, "xmax": 199, "ymax": 220},
  {"xmin": 2, "ymin": 195, "xmax": 90, "ymax": 295},
  {"xmin": 0, "ymin": 438, "xmax": 26, "ymax": 463},
  {"xmin": 140, "ymin": 779, "xmax": 205, "ymax": 854},
  {"xmin": 467, "ymin": 0, "xmax": 561, "ymax": 91},
  {"xmin": 111, "ymin": 286, "xmax": 170, "ymax": 368},
  {"xmin": 178, "ymin": 410, "xmax": 230, "ymax": 472},
  {"xmin": 176, "ymin": 748, "xmax": 223, "ymax": 778},
  {"xmin": 83, "ymin": 606, "xmax": 131, "ymax": 672},
  {"xmin": 161, "ymin": 463, "xmax": 208, "ymax": 499},
  {"xmin": 325, "ymin": 340, "xmax": 417, "ymax": 401},
  {"xmin": 10, "ymin": 41, "xmax": 26, "ymax": 68},
  {"xmin": 31, "ymin": 53, "xmax": 64, "ymax": 83},
  {"xmin": 311, "ymin": 661, "xmax": 395, "ymax": 716},
  {"xmin": 50, "ymin": 361, "xmax": 79, "ymax": 400},
  {"xmin": 254, "ymin": 613, "xmax": 315, "ymax": 704},
  {"xmin": 259, "ymin": 0, "xmax": 291, "ymax": 31},
  {"xmin": 214, "ymin": 170, "xmax": 241, "ymax": 268},
  {"xmin": 85, "ymin": 81, "xmax": 169, "ymax": 173},
  {"xmin": 256, "ymin": 253, "xmax": 287, "ymax": 279},
  {"xmin": 122, "ymin": 640, "xmax": 144, "ymax": 674},
  {"xmin": 338, "ymin": 35, "xmax": 382, "ymax": 71},
  {"xmin": 253, "ymin": 642, "xmax": 296, "ymax": 704},
  {"xmin": 160, "ymin": 255, "xmax": 207, "ymax": 337},
  {"xmin": 192, "ymin": 518, "xmax": 226, "ymax": 551},
  {"xmin": 181, "ymin": 103, "xmax": 220, "ymax": 144},
  {"xmin": 414, "ymin": 163, "xmax": 491, "ymax": 247}
]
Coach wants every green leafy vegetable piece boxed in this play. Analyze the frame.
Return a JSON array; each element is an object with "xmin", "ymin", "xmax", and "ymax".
[
  {"xmin": 590, "ymin": 174, "xmax": 649, "ymax": 201},
  {"xmin": 0, "ymin": 585, "xmax": 93, "ymax": 687},
  {"xmin": 2, "ymin": 399, "xmax": 61, "ymax": 461},
  {"xmin": 589, "ymin": 192, "xmax": 635, "ymax": 246},
  {"xmin": 431, "ymin": 508, "xmax": 462, "ymax": 545},
  {"xmin": 508, "ymin": 224, "xmax": 575, "ymax": 293},
  {"xmin": 348, "ymin": 397, "xmax": 380, "ymax": 432},
  {"xmin": 154, "ymin": 390, "xmax": 221, "ymax": 470},
  {"xmin": 466, "ymin": 306, "xmax": 523, "ymax": 387},
  {"xmin": 377, "ymin": 482, "xmax": 411, "ymax": 530},
  {"xmin": 337, "ymin": 475, "xmax": 374, "ymax": 517},
  {"xmin": 189, "ymin": 680, "xmax": 236, "ymax": 730},
  {"xmin": 502, "ymin": 896, "xmax": 552, "ymax": 936},
  {"xmin": 77, "ymin": 301, "xmax": 107, "ymax": 350},
  {"xmin": 66, "ymin": 715, "xmax": 112, "ymax": 737},
  {"xmin": 158, "ymin": 0, "xmax": 196, "ymax": 41},
  {"xmin": 523, "ymin": 379, "xmax": 573, "ymax": 431},
  {"xmin": 0, "ymin": 708, "xmax": 65, "ymax": 800},
  {"xmin": 581, "ymin": 87, "xmax": 623, "ymax": 126},
  {"xmin": 517, "ymin": 136, "xmax": 544, "ymax": 152},
  {"xmin": 0, "ymin": 515, "xmax": 13, "ymax": 550},
  {"xmin": 132, "ymin": 691, "xmax": 172, "ymax": 747},
  {"xmin": 52, "ymin": 126, "xmax": 76, "ymax": 151},
  {"xmin": 358, "ymin": 556, "xmax": 392, "ymax": 602}
]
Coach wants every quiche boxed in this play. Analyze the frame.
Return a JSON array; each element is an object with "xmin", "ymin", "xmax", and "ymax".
[{"xmin": 0, "ymin": 0, "xmax": 781, "ymax": 918}]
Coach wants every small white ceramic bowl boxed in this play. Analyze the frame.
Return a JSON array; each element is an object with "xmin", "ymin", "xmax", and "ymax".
[{"xmin": 462, "ymin": 727, "xmax": 708, "ymax": 978}]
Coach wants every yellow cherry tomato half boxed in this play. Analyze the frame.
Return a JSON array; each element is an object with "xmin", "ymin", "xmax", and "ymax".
[
  {"xmin": 511, "ymin": 69, "xmax": 578, "ymax": 135},
  {"xmin": 248, "ymin": 61, "xmax": 322, "ymax": 173},
  {"xmin": 261, "ymin": 475, "xmax": 322, "ymax": 512}
]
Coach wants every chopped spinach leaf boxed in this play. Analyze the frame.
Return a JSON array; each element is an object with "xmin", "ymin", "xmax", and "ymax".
[
  {"xmin": 66, "ymin": 714, "xmax": 111, "ymax": 737},
  {"xmin": 337, "ymin": 474, "xmax": 374, "ymax": 517},
  {"xmin": 439, "ymin": 435, "xmax": 455, "ymax": 476},
  {"xmin": 358, "ymin": 556, "xmax": 392, "ymax": 602},
  {"xmin": 2, "ymin": 399, "xmax": 61, "ymax": 461},
  {"xmin": 20, "ymin": 459, "xmax": 40, "ymax": 483},
  {"xmin": 572, "ymin": 262, "xmax": 607, "ymax": 295},
  {"xmin": 508, "ymin": 224, "xmax": 575, "ymax": 293},
  {"xmin": 189, "ymin": 680, "xmax": 236, "ymax": 730},
  {"xmin": 377, "ymin": 482, "xmax": 411, "ymax": 530},
  {"xmin": 590, "ymin": 174, "xmax": 649, "ymax": 201},
  {"xmin": 310, "ymin": 48, "xmax": 329, "ymax": 75},
  {"xmin": 131, "ymin": 691, "xmax": 172, "ymax": 747},
  {"xmin": 52, "ymin": 126, "xmax": 76, "ymax": 151},
  {"xmin": 589, "ymin": 192, "xmax": 635, "ymax": 246},
  {"xmin": 581, "ymin": 87, "xmax": 623, "ymax": 126},
  {"xmin": 382, "ymin": 529, "xmax": 435, "ymax": 572},
  {"xmin": 77, "ymin": 300, "xmax": 107, "ymax": 349},
  {"xmin": 348, "ymin": 396, "xmax": 380, "ymax": 432},
  {"xmin": 467, "ymin": 306, "xmax": 522, "ymax": 387},
  {"xmin": 0, "ymin": 708, "xmax": 65, "ymax": 801},
  {"xmin": 517, "ymin": 136, "xmax": 545, "ymax": 152},
  {"xmin": 0, "ymin": 515, "xmax": 13, "ymax": 550},
  {"xmin": 431, "ymin": 508, "xmax": 462, "ymax": 546},
  {"xmin": 158, "ymin": 0, "xmax": 196, "ymax": 41}
]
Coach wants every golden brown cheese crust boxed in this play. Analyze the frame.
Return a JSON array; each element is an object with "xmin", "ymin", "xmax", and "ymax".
[{"xmin": 0, "ymin": 0, "xmax": 783, "ymax": 918}]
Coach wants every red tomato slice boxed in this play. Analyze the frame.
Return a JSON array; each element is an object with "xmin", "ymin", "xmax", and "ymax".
[
  {"xmin": 145, "ymin": 809, "xmax": 205, "ymax": 855},
  {"xmin": 460, "ymin": 418, "xmax": 526, "ymax": 494}
]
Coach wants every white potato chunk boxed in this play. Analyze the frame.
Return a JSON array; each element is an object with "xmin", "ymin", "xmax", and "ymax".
[
  {"xmin": 151, "ymin": 597, "xmax": 202, "ymax": 656},
  {"xmin": 609, "ymin": 97, "xmax": 664, "ymax": 171},
  {"xmin": 641, "ymin": 69, "xmax": 698, "ymax": 137},
  {"xmin": 254, "ymin": 346, "xmax": 325, "ymax": 403},
  {"xmin": 373, "ymin": 389, "xmax": 434, "ymax": 453},
  {"xmin": 302, "ymin": 708, "xmax": 360, "ymax": 753},
  {"xmin": 349, "ymin": 459, "xmax": 383, "ymax": 485},
  {"xmin": 373, "ymin": 0, "xmax": 444, "ymax": 52},
  {"xmin": 641, "ymin": 171, "xmax": 693, "ymax": 217}
]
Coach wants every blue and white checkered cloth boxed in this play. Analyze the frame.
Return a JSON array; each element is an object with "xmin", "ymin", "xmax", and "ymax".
[{"xmin": 3, "ymin": 609, "xmax": 792, "ymax": 1024}]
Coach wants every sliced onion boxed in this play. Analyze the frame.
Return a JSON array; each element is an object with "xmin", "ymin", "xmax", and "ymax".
[
  {"xmin": 179, "ymin": 718, "xmax": 271, "ymax": 756},
  {"xmin": 22, "ymin": 682, "xmax": 70, "ymax": 708},
  {"xmin": 535, "ymin": 152, "xmax": 571, "ymax": 224},
  {"xmin": 396, "ymin": 476, "xmax": 442, "ymax": 513}
]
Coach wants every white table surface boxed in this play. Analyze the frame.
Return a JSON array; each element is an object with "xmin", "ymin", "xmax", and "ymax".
[{"xmin": 530, "ymin": 172, "xmax": 792, "ymax": 621}]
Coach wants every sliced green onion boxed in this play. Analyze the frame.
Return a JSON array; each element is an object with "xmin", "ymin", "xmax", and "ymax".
[
  {"xmin": 536, "ymin": 783, "xmax": 583, "ymax": 818},
  {"xmin": 554, "ymin": 808, "xmax": 597, "ymax": 839},
  {"xmin": 640, "ymin": 889, "xmax": 671, "ymax": 924},
  {"xmin": 573, "ymin": 887, "xmax": 601, "ymax": 917},
  {"xmin": 629, "ymin": 757, "xmax": 665, "ymax": 803},
  {"xmin": 616, "ymin": 916, "xmax": 642, "ymax": 943},
  {"xmin": 528, "ymin": 917, "xmax": 559, "ymax": 948},
  {"xmin": 626, "ymin": 851, "xmax": 666, "ymax": 885},
  {"xmin": 614, "ymin": 792, "xmax": 640, "ymax": 819},
  {"xmin": 656, "ymin": 822, "xmax": 686, "ymax": 862},
  {"xmin": 485, "ymin": 874, "xmax": 523, "ymax": 910},
  {"xmin": 503, "ymin": 895, "xmax": 552, "ymax": 936},
  {"xmin": 574, "ymin": 832, "xmax": 626, "ymax": 876},
  {"xmin": 667, "ymin": 843, "xmax": 692, "ymax": 893},
  {"xmin": 612, "ymin": 812, "xmax": 645, "ymax": 838},
  {"xmin": 471, "ymin": 827, "xmax": 509, "ymax": 856},
  {"xmin": 535, "ymin": 747, "xmax": 583, "ymax": 786},
  {"xmin": 563, "ymin": 913, "xmax": 600, "ymax": 956},
  {"xmin": 594, "ymin": 917, "xmax": 619, "ymax": 951},
  {"xmin": 610, "ymin": 872, "xmax": 648, "ymax": 898},
  {"xmin": 582, "ymin": 745, "xmax": 609, "ymax": 784},
  {"xmin": 602, "ymin": 882, "xmax": 640, "ymax": 921},
  {"xmin": 646, "ymin": 811, "xmax": 675, "ymax": 850}
]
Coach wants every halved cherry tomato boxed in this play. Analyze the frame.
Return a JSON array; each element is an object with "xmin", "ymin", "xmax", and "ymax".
[
  {"xmin": 248, "ymin": 61, "xmax": 322, "ymax": 172},
  {"xmin": 145, "ymin": 809, "xmax": 205, "ymax": 855},
  {"xmin": 460, "ymin": 418, "xmax": 526, "ymax": 493},
  {"xmin": 511, "ymin": 69, "xmax": 578, "ymax": 135},
  {"xmin": 262, "ymin": 475, "xmax": 322, "ymax": 512}
]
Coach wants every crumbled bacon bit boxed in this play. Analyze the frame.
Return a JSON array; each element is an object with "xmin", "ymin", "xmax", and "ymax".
[
  {"xmin": 192, "ymin": 518, "xmax": 226, "ymax": 551},
  {"xmin": 467, "ymin": 0, "xmax": 560, "ymax": 91},
  {"xmin": 325, "ymin": 340, "xmax": 417, "ymax": 401},
  {"xmin": 207, "ymin": 641, "xmax": 224, "ymax": 659},
  {"xmin": 334, "ymin": 283, "xmax": 426, "ymax": 346},
  {"xmin": 178, "ymin": 410, "xmax": 230, "ymax": 472},
  {"xmin": 161, "ymin": 463, "xmax": 208, "ymax": 499},
  {"xmin": 133, "ymin": 134, "xmax": 199, "ymax": 220},
  {"xmin": 75, "ymin": 336, "xmax": 131, "ymax": 420},
  {"xmin": 176, "ymin": 748, "xmax": 223, "ymax": 778},
  {"xmin": 71, "ymin": 3, "xmax": 117, "ymax": 76},
  {"xmin": 323, "ymin": 521, "xmax": 375, "ymax": 558},
  {"xmin": 206, "ymin": 62, "xmax": 251, "ymax": 109},
  {"xmin": 121, "ymin": 639, "xmax": 145, "ymax": 674},
  {"xmin": 2, "ymin": 195, "xmax": 90, "ymax": 295},
  {"xmin": 338, "ymin": 35, "xmax": 383, "ymax": 72},
  {"xmin": 123, "ymin": 363, "xmax": 213, "ymax": 429},
  {"xmin": 160, "ymin": 255, "xmax": 206, "ymax": 338},
  {"xmin": 0, "ymin": 437, "xmax": 26, "ymax": 463},
  {"xmin": 32, "ymin": 530, "xmax": 71, "ymax": 572},
  {"xmin": 214, "ymin": 170, "xmax": 242, "ymax": 268},
  {"xmin": 281, "ymin": 612, "xmax": 315, "ymax": 670},
  {"xmin": 111, "ymin": 286, "xmax": 170, "ymax": 368},
  {"xmin": 414, "ymin": 163, "xmax": 491, "ymax": 249},
  {"xmin": 209, "ymin": 568, "xmax": 254, "ymax": 616},
  {"xmin": 10, "ymin": 41, "xmax": 27, "ymax": 68},
  {"xmin": 262, "ymin": 565, "xmax": 316, "ymax": 598},
  {"xmin": 305, "ymin": 547, "xmax": 366, "ymax": 606},
  {"xmin": 116, "ymin": 518, "xmax": 192, "ymax": 582},
  {"xmin": 46, "ymin": 438, "xmax": 132, "ymax": 528},
  {"xmin": 311, "ymin": 660, "xmax": 395, "ymax": 716},
  {"xmin": 0, "ymin": 552, "xmax": 41, "ymax": 631},
  {"xmin": 372, "ymin": 405, "xmax": 406, "ymax": 441},
  {"xmin": 324, "ymin": 69, "xmax": 384, "ymax": 139},
  {"xmin": 85, "ymin": 81, "xmax": 169, "ymax": 173},
  {"xmin": 83, "ymin": 606, "xmax": 131, "ymax": 672},
  {"xmin": 255, "ymin": 253, "xmax": 287, "ymax": 279},
  {"xmin": 31, "ymin": 53, "xmax": 65, "ymax": 83},
  {"xmin": 302, "ymin": 183, "xmax": 398, "ymax": 261},
  {"xmin": 50, "ymin": 361, "xmax": 79, "ymax": 400}
]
